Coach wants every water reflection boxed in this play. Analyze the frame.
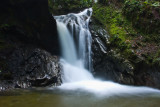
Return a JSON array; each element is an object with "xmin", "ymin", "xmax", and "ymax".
[{"xmin": 0, "ymin": 88, "xmax": 160, "ymax": 107}]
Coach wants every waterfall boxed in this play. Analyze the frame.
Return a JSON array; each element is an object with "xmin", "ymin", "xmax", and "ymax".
[
  {"xmin": 56, "ymin": 21, "xmax": 77, "ymax": 65},
  {"xmin": 54, "ymin": 8, "xmax": 92, "ymax": 71},
  {"xmin": 94, "ymin": 0, "xmax": 98, "ymax": 3},
  {"xmin": 54, "ymin": 8, "xmax": 160, "ymax": 96},
  {"xmin": 54, "ymin": 8, "xmax": 94, "ymax": 83}
]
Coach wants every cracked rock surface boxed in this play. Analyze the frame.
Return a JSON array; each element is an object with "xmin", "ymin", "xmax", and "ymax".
[{"xmin": 0, "ymin": 45, "xmax": 62, "ymax": 91}]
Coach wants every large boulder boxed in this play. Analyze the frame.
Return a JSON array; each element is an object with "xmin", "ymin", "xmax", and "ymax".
[
  {"xmin": 0, "ymin": 44, "xmax": 62, "ymax": 91},
  {"xmin": 0, "ymin": 0, "xmax": 62, "ymax": 90}
]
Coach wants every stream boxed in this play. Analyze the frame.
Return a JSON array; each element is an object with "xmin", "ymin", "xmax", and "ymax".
[
  {"xmin": 0, "ymin": 88, "xmax": 160, "ymax": 107},
  {"xmin": 0, "ymin": 8, "xmax": 160, "ymax": 107}
]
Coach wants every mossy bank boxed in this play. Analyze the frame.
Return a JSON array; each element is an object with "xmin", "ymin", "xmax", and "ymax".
[{"xmin": 91, "ymin": 0, "xmax": 160, "ymax": 88}]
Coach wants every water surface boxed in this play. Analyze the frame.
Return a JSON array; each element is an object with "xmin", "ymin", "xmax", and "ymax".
[{"xmin": 0, "ymin": 88, "xmax": 160, "ymax": 107}]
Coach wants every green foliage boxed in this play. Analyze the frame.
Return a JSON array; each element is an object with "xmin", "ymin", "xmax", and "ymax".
[
  {"xmin": 98, "ymin": 0, "xmax": 108, "ymax": 4},
  {"xmin": 153, "ymin": 50, "xmax": 160, "ymax": 66},
  {"xmin": 48, "ymin": 0, "xmax": 93, "ymax": 14},
  {"xmin": 0, "ymin": 24, "xmax": 10, "ymax": 28},
  {"xmin": 93, "ymin": 1, "xmax": 160, "ymax": 66},
  {"xmin": 93, "ymin": 4, "xmax": 132, "ymax": 53},
  {"xmin": 0, "ymin": 24, "xmax": 11, "ymax": 32},
  {"xmin": 123, "ymin": 0, "xmax": 160, "ymax": 35},
  {"xmin": 152, "ymin": 2, "xmax": 160, "ymax": 6}
]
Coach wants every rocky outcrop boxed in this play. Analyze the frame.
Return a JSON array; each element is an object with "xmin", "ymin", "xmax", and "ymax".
[
  {"xmin": 90, "ymin": 21, "xmax": 134, "ymax": 85},
  {"xmin": 0, "ymin": 0, "xmax": 61, "ymax": 90},
  {"xmin": 90, "ymin": 18, "xmax": 160, "ymax": 89},
  {"xmin": 134, "ymin": 63, "xmax": 160, "ymax": 89},
  {"xmin": 0, "ymin": 43, "xmax": 61, "ymax": 91}
]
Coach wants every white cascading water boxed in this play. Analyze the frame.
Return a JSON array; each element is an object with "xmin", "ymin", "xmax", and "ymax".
[
  {"xmin": 54, "ymin": 8, "xmax": 93, "ymax": 83},
  {"xmin": 55, "ymin": 8, "xmax": 92, "ymax": 71},
  {"xmin": 54, "ymin": 8, "xmax": 160, "ymax": 96},
  {"xmin": 94, "ymin": 0, "xmax": 98, "ymax": 3}
]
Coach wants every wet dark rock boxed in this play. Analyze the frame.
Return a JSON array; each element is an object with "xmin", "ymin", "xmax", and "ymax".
[
  {"xmin": 90, "ymin": 17, "xmax": 160, "ymax": 88},
  {"xmin": 0, "ymin": 44, "xmax": 62, "ymax": 91},
  {"xmin": 134, "ymin": 62, "xmax": 160, "ymax": 89},
  {"xmin": 0, "ymin": 0, "xmax": 62, "ymax": 91},
  {"xmin": 90, "ymin": 18, "xmax": 135, "ymax": 85}
]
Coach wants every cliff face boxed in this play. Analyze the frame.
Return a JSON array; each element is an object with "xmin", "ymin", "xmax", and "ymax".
[{"xmin": 0, "ymin": 0, "xmax": 61, "ymax": 90}]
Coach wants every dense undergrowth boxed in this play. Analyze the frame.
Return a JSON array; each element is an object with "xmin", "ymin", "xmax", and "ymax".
[
  {"xmin": 48, "ymin": 0, "xmax": 93, "ymax": 14},
  {"xmin": 93, "ymin": 0, "xmax": 160, "ymax": 66}
]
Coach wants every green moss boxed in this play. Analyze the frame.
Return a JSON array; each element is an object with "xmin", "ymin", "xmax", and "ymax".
[
  {"xmin": 110, "ymin": 24, "xmax": 126, "ymax": 41},
  {"xmin": 93, "ymin": 1, "xmax": 160, "ymax": 66},
  {"xmin": 93, "ymin": 4, "xmax": 133, "ymax": 53},
  {"xmin": 123, "ymin": 0, "xmax": 160, "ymax": 35}
]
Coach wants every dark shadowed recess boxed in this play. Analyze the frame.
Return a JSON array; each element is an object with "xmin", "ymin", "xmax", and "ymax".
[{"xmin": 0, "ymin": 0, "xmax": 60, "ymax": 55}]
